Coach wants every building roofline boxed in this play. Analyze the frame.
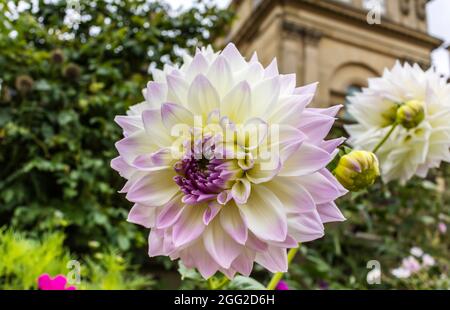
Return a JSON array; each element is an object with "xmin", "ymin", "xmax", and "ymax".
[{"xmin": 229, "ymin": 0, "xmax": 443, "ymax": 50}]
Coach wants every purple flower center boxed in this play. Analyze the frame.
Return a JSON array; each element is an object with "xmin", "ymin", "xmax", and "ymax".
[{"xmin": 174, "ymin": 155, "xmax": 233, "ymax": 205}]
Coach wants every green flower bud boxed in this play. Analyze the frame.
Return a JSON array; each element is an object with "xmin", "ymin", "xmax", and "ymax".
[
  {"xmin": 333, "ymin": 150, "xmax": 380, "ymax": 192},
  {"xmin": 381, "ymin": 102, "xmax": 399, "ymax": 127},
  {"xmin": 396, "ymin": 100, "xmax": 425, "ymax": 129}
]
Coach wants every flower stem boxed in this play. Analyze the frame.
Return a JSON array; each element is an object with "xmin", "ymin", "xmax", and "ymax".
[
  {"xmin": 372, "ymin": 123, "xmax": 398, "ymax": 153},
  {"xmin": 266, "ymin": 245, "xmax": 300, "ymax": 290},
  {"xmin": 214, "ymin": 278, "xmax": 230, "ymax": 290},
  {"xmin": 207, "ymin": 276, "xmax": 230, "ymax": 290}
]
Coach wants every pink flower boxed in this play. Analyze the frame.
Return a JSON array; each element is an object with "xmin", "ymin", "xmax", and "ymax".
[
  {"xmin": 438, "ymin": 222, "xmax": 447, "ymax": 234},
  {"xmin": 422, "ymin": 254, "xmax": 436, "ymax": 267},
  {"xmin": 402, "ymin": 256, "xmax": 422, "ymax": 273},
  {"xmin": 112, "ymin": 43, "xmax": 347, "ymax": 279},
  {"xmin": 275, "ymin": 280, "xmax": 289, "ymax": 290},
  {"xmin": 38, "ymin": 274, "xmax": 76, "ymax": 290}
]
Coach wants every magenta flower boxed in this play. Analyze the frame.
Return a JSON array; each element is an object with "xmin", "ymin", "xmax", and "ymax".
[
  {"xmin": 38, "ymin": 274, "xmax": 76, "ymax": 290},
  {"xmin": 275, "ymin": 280, "xmax": 289, "ymax": 290},
  {"xmin": 112, "ymin": 43, "xmax": 347, "ymax": 279}
]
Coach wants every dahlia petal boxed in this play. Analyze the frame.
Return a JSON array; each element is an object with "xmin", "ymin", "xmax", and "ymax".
[
  {"xmin": 296, "ymin": 171, "xmax": 342, "ymax": 204},
  {"xmin": 203, "ymin": 202, "xmax": 221, "ymax": 225},
  {"xmin": 126, "ymin": 170, "xmax": 178, "ymax": 206},
  {"xmin": 115, "ymin": 131, "xmax": 156, "ymax": 164},
  {"xmin": 203, "ymin": 220, "xmax": 242, "ymax": 268},
  {"xmin": 264, "ymin": 58, "xmax": 279, "ymax": 78},
  {"xmin": 127, "ymin": 101, "xmax": 152, "ymax": 116},
  {"xmin": 269, "ymin": 95, "xmax": 312, "ymax": 125},
  {"xmin": 307, "ymin": 105, "xmax": 342, "ymax": 118},
  {"xmin": 161, "ymin": 102, "xmax": 194, "ymax": 130},
  {"xmin": 132, "ymin": 152, "xmax": 171, "ymax": 171},
  {"xmin": 111, "ymin": 156, "xmax": 134, "ymax": 179},
  {"xmin": 172, "ymin": 205, "xmax": 206, "ymax": 247},
  {"xmin": 279, "ymin": 142, "xmax": 332, "ymax": 176},
  {"xmin": 188, "ymin": 74, "xmax": 220, "ymax": 120},
  {"xmin": 317, "ymin": 202, "xmax": 346, "ymax": 223},
  {"xmin": 246, "ymin": 159, "xmax": 281, "ymax": 184},
  {"xmin": 220, "ymin": 267, "xmax": 237, "ymax": 279},
  {"xmin": 270, "ymin": 235, "xmax": 298, "ymax": 248},
  {"xmin": 267, "ymin": 177, "xmax": 316, "ymax": 214},
  {"xmin": 319, "ymin": 168, "xmax": 348, "ymax": 196},
  {"xmin": 156, "ymin": 195, "xmax": 185, "ymax": 229},
  {"xmin": 221, "ymin": 43, "xmax": 247, "ymax": 72},
  {"xmin": 297, "ymin": 112, "xmax": 335, "ymax": 142},
  {"xmin": 186, "ymin": 53, "xmax": 209, "ymax": 81},
  {"xmin": 276, "ymin": 125, "xmax": 307, "ymax": 163},
  {"xmin": 127, "ymin": 204, "xmax": 158, "ymax": 228},
  {"xmin": 148, "ymin": 229, "xmax": 165, "ymax": 256},
  {"xmin": 250, "ymin": 51, "xmax": 258, "ymax": 63},
  {"xmin": 238, "ymin": 186, "xmax": 287, "ymax": 242},
  {"xmin": 320, "ymin": 137, "xmax": 346, "ymax": 154},
  {"xmin": 221, "ymin": 80, "xmax": 251, "ymax": 124},
  {"xmin": 114, "ymin": 115, "xmax": 143, "ymax": 136},
  {"xmin": 255, "ymin": 246, "xmax": 288, "ymax": 273},
  {"xmin": 288, "ymin": 211, "xmax": 325, "ymax": 242},
  {"xmin": 246, "ymin": 232, "xmax": 268, "ymax": 252},
  {"xmin": 144, "ymin": 81, "xmax": 167, "ymax": 107},
  {"xmin": 294, "ymin": 82, "xmax": 318, "ymax": 96},
  {"xmin": 220, "ymin": 204, "xmax": 248, "ymax": 245},
  {"xmin": 142, "ymin": 109, "xmax": 173, "ymax": 148},
  {"xmin": 279, "ymin": 74, "xmax": 296, "ymax": 96},
  {"xmin": 235, "ymin": 61, "xmax": 264, "ymax": 85},
  {"xmin": 166, "ymin": 73, "xmax": 189, "ymax": 105},
  {"xmin": 231, "ymin": 178, "xmax": 251, "ymax": 204},
  {"xmin": 252, "ymin": 76, "xmax": 280, "ymax": 116},
  {"xmin": 207, "ymin": 55, "xmax": 233, "ymax": 98},
  {"xmin": 184, "ymin": 241, "xmax": 219, "ymax": 279},
  {"xmin": 231, "ymin": 250, "xmax": 255, "ymax": 276}
]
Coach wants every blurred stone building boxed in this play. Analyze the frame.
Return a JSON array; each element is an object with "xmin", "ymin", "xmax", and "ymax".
[{"xmin": 224, "ymin": 0, "xmax": 442, "ymax": 109}]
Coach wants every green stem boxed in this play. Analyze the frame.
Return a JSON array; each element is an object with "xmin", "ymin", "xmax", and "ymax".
[
  {"xmin": 266, "ymin": 245, "xmax": 300, "ymax": 290},
  {"xmin": 207, "ymin": 277, "xmax": 215, "ymax": 290},
  {"xmin": 372, "ymin": 123, "xmax": 398, "ymax": 153},
  {"xmin": 214, "ymin": 278, "xmax": 230, "ymax": 290},
  {"xmin": 207, "ymin": 276, "xmax": 230, "ymax": 290}
]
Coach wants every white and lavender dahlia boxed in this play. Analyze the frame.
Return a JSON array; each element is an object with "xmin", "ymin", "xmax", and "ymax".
[
  {"xmin": 346, "ymin": 62, "xmax": 450, "ymax": 184},
  {"xmin": 111, "ymin": 43, "xmax": 347, "ymax": 279}
]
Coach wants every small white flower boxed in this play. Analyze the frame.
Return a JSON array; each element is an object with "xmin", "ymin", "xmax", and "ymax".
[
  {"xmin": 391, "ymin": 267, "xmax": 411, "ymax": 279},
  {"xmin": 402, "ymin": 256, "xmax": 422, "ymax": 273},
  {"xmin": 422, "ymin": 254, "xmax": 436, "ymax": 267},
  {"xmin": 410, "ymin": 247, "xmax": 424, "ymax": 257}
]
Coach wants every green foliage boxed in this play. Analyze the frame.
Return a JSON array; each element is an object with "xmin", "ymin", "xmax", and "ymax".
[
  {"xmin": 0, "ymin": 228, "xmax": 71, "ymax": 289},
  {"xmin": 227, "ymin": 276, "xmax": 266, "ymax": 290},
  {"xmin": 82, "ymin": 251, "xmax": 154, "ymax": 290},
  {"xmin": 0, "ymin": 228, "xmax": 154, "ymax": 290},
  {"xmin": 0, "ymin": 0, "xmax": 232, "ymax": 256},
  {"xmin": 282, "ymin": 164, "xmax": 450, "ymax": 290}
]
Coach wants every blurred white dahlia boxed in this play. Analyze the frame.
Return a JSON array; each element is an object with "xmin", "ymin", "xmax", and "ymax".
[
  {"xmin": 346, "ymin": 62, "xmax": 450, "ymax": 184},
  {"xmin": 112, "ymin": 43, "xmax": 347, "ymax": 279}
]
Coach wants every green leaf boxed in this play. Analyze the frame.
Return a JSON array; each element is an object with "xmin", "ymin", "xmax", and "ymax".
[
  {"xmin": 177, "ymin": 261, "xmax": 203, "ymax": 281},
  {"xmin": 227, "ymin": 276, "xmax": 266, "ymax": 290}
]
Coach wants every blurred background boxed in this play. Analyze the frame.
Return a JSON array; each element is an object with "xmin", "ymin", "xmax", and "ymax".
[{"xmin": 0, "ymin": 0, "xmax": 448, "ymax": 290}]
